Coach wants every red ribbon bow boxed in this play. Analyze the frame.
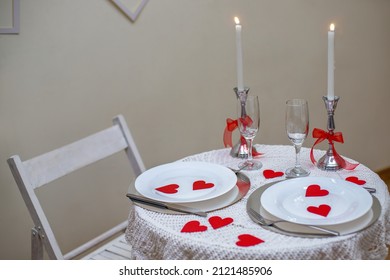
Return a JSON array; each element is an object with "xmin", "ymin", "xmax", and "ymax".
[
  {"xmin": 310, "ymin": 128, "xmax": 359, "ymax": 170},
  {"xmin": 223, "ymin": 118, "xmax": 263, "ymax": 157}
]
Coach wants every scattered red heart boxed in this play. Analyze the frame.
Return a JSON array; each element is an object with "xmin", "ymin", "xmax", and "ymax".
[
  {"xmin": 236, "ymin": 234, "xmax": 264, "ymax": 247},
  {"xmin": 345, "ymin": 176, "xmax": 366, "ymax": 185},
  {"xmin": 155, "ymin": 184, "xmax": 179, "ymax": 194},
  {"xmin": 263, "ymin": 169, "xmax": 284, "ymax": 179},
  {"xmin": 307, "ymin": 204, "xmax": 331, "ymax": 217},
  {"xmin": 193, "ymin": 180, "xmax": 215, "ymax": 190},
  {"xmin": 305, "ymin": 184, "xmax": 329, "ymax": 197},
  {"xmin": 180, "ymin": 220, "xmax": 208, "ymax": 233},
  {"xmin": 208, "ymin": 216, "xmax": 233, "ymax": 230}
]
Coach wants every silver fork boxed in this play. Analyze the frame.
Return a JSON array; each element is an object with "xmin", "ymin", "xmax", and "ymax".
[
  {"xmin": 334, "ymin": 172, "xmax": 376, "ymax": 194},
  {"xmin": 248, "ymin": 207, "xmax": 340, "ymax": 236}
]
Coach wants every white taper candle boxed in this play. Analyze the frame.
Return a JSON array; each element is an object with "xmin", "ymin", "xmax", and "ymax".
[
  {"xmin": 327, "ymin": 23, "xmax": 335, "ymax": 100},
  {"xmin": 235, "ymin": 17, "xmax": 244, "ymax": 91}
]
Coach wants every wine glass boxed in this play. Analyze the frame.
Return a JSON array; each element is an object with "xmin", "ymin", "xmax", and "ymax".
[
  {"xmin": 237, "ymin": 95, "xmax": 262, "ymax": 170},
  {"xmin": 285, "ymin": 99, "xmax": 310, "ymax": 177}
]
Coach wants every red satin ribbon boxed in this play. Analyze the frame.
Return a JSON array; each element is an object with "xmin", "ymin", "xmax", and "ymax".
[
  {"xmin": 223, "ymin": 118, "xmax": 238, "ymax": 148},
  {"xmin": 310, "ymin": 128, "xmax": 359, "ymax": 170},
  {"xmin": 223, "ymin": 118, "xmax": 263, "ymax": 157}
]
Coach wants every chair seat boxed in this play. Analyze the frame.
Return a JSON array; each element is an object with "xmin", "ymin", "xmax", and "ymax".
[{"xmin": 82, "ymin": 235, "xmax": 132, "ymax": 260}]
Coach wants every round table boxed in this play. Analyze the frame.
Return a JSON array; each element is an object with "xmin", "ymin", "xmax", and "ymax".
[{"xmin": 125, "ymin": 145, "xmax": 390, "ymax": 259}]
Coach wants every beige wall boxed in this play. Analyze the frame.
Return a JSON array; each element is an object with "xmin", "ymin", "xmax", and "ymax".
[{"xmin": 0, "ymin": 0, "xmax": 389, "ymax": 259}]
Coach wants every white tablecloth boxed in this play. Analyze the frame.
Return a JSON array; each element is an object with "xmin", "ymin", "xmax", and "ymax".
[{"xmin": 125, "ymin": 145, "xmax": 390, "ymax": 259}]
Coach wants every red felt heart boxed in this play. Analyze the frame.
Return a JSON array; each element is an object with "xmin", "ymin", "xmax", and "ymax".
[
  {"xmin": 208, "ymin": 216, "xmax": 233, "ymax": 230},
  {"xmin": 346, "ymin": 176, "xmax": 366, "ymax": 185},
  {"xmin": 155, "ymin": 184, "xmax": 179, "ymax": 194},
  {"xmin": 236, "ymin": 234, "xmax": 264, "ymax": 247},
  {"xmin": 193, "ymin": 180, "xmax": 215, "ymax": 190},
  {"xmin": 307, "ymin": 204, "xmax": 331, "ymax": 217},
  {"xmin": 263, "ymin": 169, "xmax": 284, "ymax": 179},
  {"xmin": 305, "ymin": 184, "xmax": 329, "ymax": 197},
  {"xmin": 180, "ymin": 220, "xmax": 208, "ymax": 233}
]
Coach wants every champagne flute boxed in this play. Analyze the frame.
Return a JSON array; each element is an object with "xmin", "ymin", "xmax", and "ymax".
[
  {"xmin": 237, "ymin": 95, "xmax": 262, "ymax": 170},
  {"xmin": 285, "ymin": 99, "xmax": 310, "ymax": 177}
]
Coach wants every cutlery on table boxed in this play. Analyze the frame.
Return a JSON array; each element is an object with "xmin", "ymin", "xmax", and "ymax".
[
  {"xmin": 126, "ymin": 193, "xmax": 207, "ymax": 217},
  {"xmin": 363, "ymin": 187, "xmax": 376, "ymax": 194},
  {"xmin": 228, "ymin": 163, "xmax": 249, "ymax": 174},
  {"xmin": 247, "ymin": 207, "xmax": 340, "ymax": 236},
  {"xmin": 334, "ymin": 173, "xmax": 376, "ymax": 194}
]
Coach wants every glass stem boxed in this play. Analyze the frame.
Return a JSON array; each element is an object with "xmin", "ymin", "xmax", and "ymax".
[
  {"xmin": 247, "ymin": 139, "xmax": 253, "ymax": 162},
  {"xmin": 294, "ymin": 144, "xmax": 302, "ymax": 168}
]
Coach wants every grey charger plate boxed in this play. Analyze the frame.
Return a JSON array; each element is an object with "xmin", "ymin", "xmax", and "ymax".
[
  {"xmin": 128, "ymin": 172, "xmax": 251, "ymax": 214},
  {"xmin": 247, "ymin": 180, "xmax": 381, "ymax": 238}
]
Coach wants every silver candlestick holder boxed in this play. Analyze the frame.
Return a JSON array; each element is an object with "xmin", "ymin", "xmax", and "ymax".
[
  {"xmin": 230, "ymin": 87, "xmax": 250, "ymax": 158},
  {"xmin": 317, "ymin": 96, "xmax": 343, "ymax": 171}
]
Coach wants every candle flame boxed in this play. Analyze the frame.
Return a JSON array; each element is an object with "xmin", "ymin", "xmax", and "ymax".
[
  {"xmin": 329, "ymin": 23, "xmax": 335, "ymax": 31},
  {"xmin": 234, "ymin": 17, "xmax": 240, "ymax": 25}
]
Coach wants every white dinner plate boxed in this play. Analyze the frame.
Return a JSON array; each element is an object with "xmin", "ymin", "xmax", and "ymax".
[
  {"xmin": 129, "ymin": 172, "xmax": 251, "ymax": 213},
  {"xmin": 260, "ymin": 177, "xmax": 373, "ymax": 226},
  {"xmin": 247, "ymin": 180, "xmax": 380, "ymax": 238},
  {"xmin": 135, "ymin": 161, "xmax": 237, "ymax": 203}
]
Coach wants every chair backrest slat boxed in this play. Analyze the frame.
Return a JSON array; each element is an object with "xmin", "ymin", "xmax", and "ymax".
[{"xmin": 24, "ymin": 125, "xmax": 127, "ymax": 189}]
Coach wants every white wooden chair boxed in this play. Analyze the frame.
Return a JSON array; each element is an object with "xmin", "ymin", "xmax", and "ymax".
[{"xmin": 7, "ymin": 115, "xmax": 146, "ymax": 260}]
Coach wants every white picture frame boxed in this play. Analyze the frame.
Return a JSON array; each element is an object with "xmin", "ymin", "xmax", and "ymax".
[
  {"xmin": 111, "ymin": 0, "xmax": 149, "ymax": 22},
  {"xmin": 0, "ymin": 0, "xmax": 20, "ymax": 34}
]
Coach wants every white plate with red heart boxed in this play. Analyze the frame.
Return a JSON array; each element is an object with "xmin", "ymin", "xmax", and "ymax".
[
  {"xmin": 260, "ymin": 177, "xmax": 373, "ymax": 226},
  {"xmin": 134, "ymin": 161, "xmax": 237, "ymax": 203}
]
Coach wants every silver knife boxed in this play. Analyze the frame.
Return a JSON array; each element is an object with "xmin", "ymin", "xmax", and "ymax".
[{"xmin": 126, "ymin": 193, "xmax": 207, "ymax": 217}]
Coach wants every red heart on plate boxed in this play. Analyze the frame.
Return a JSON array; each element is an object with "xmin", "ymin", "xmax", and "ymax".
[
  {"xmin": 305, "ymin": 184, "xmax": 329, "ymax": 197},
  {"xmin": 263, "ymin": 169, "xmax": 284, "ymax": 179},
  {"xmin": 345, "ymin": 176, "xmax": 366, "ymax": 185},
  {"xmin": 193, "ymin": 180, "xmax": 215, "ymax": 190},
  {"xmin": 236, "ymin": 234, "xmax": 264, "ymax": 247},
  {"xmin": 180, "ymin": 220, "xmax": 208, "ymax": 233},
  {"xmin": 208, "ymin": 216, "xmax": 234, "ymax": 230},
  {"xmin": 155, "ymin": 184, "xmax": 179, "ymax": 194},
  {"xmin": 307, "ymin": 204, "xmax": 331, "ymax": 217}
]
